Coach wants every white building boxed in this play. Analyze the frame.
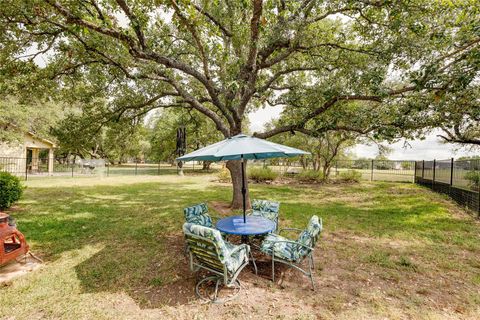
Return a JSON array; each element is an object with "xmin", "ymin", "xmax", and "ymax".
[{"xmin": 0, "ymin": 132, "xmax": 56, "ymax": 175}]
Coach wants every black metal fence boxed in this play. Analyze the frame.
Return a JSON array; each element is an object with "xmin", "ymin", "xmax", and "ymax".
[
  {"xmin": 0, "ymin": 157, "xmax": 212, "ymax": 180},
  {"xmin": 415, "ymin": 158, "xmax": 480, "ymax": 215},
  {"xmin": 257, "ymin": 159, "xmax": 415, "ymax": 182},
  {"xmin": 2, "ymin": 154, "xmax": 479, "ymax": 215},
  {"xmin": 0, "ymin": 157, "xmax": 107, "ymax": 180}
]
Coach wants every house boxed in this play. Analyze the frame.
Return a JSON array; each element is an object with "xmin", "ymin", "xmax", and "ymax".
[{"xmin": 0, "ymin": 132, "xmax": 56, "ymax": 175}]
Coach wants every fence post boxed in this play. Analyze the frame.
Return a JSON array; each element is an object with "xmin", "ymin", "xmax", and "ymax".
[
  {"xmin": 432, "ymin": 159, "xmax": 436, "ymax": 190},
  {"xmin": 157, "ymin": 162, "xmax": 160, "ymax": 175},
  {"xmin": 25, "ymin": 160, "xmax": 28, "ymax": 181},
  {"xmin": 478, "ymin": 191, "xmax": 480, "ymax": 218},
  {"xmin": 370, "ymin": 159, "xmax": 374, "ymax": 181},
  {"xmin": 135, "ymin": 160, "xmax": 138, "ymax": 175},
  {"xmin": 422, "ymin": 160, "xmax": 425, "ymax": 179},
  {"xmin": 477, "ymin": 183, "xmax": 480, "ymax": 217},
  {"xmin": 71, "ymin": 162, "xmax": 74, "ymax": 177},
  {"xmin": 450, "ymin": 158, "xmax": 454, "ymax": 186},
  {"xmin": 335, "ymin": 162, "xmax": 338, "ymax": 176},
  {"xmin": 414, "ymin": 161, "xmax": 417, "ymax": 183}
]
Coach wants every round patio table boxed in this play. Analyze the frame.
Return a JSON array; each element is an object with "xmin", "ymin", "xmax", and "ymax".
[{"xmin": 216, "ymin": 215, "xmax": 275, "ymax": 237}]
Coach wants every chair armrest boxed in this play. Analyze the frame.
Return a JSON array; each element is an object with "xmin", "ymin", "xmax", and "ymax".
[
  {"xmin": 269, "ymin": 239, "xmax": 314, "ymax": 252},
  {"xmin": 278, "ymin": 228, "xmax": 303, "ymax": 235},
  {"xmin": 227, "ymin": 243, "xmax": 249, "ymax": 258}
]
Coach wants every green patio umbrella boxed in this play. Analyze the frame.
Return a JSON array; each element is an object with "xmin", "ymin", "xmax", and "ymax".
[{"xmin": 176, "ymin": 133, "xmax": 310, "ymax": 222}]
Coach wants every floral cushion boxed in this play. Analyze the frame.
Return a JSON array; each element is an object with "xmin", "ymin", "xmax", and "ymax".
[
  {"xmin": 184, "ymin": 203, "xmax": 213, "ymax": 228},
  {"xmin": 260, "ymin": 215, "xmax": 322, "ymax": 262},
  {"xmin": 252, "ymin": 199, "xmax": 280, "ymax": 213},
  {"xmin": 251, "ymin": 199, "xmax": 280, "ymax": 229},
  {"xmin": 183, "ymin": 223, "xmax": 247, "ymax": 274},
  {"xmin": 260, "ymin": 233, "xmax": 299, "ymax": 261},
  {"xmin": 223, "ymin": 242, "xmax": 248, "ymax": 274},
  {"xmin": 297, "ymin": 215, "xmax": 322, "ymax": 257}
]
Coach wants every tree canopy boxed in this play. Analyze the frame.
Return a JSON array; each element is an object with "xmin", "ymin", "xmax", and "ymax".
[
  {"xmin": 0, "ymin": 97, "xmax": 64, "ymax": 142},
  {"xmin": 1, "ymin": 0, "xmax": 478, "ymax": 142}
]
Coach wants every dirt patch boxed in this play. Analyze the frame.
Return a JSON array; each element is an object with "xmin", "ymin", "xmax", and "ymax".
[
  {"xmin": 0, "ymin": 255, "xmax": 42, "ymax": 285},
  {"xmin": 209, "ymin": 201, "xmax": 233, "ymax": 216}
]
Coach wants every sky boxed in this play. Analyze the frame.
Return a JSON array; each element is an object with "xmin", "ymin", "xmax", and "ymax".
[{"xmin": 248, "ymin": 106, "xmax": 478, "ymax": 161}]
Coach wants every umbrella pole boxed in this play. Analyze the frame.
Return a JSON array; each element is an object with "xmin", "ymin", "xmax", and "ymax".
[{"xmin": 241, "ymin": 156, "xmax": 246, "ymax": 223}]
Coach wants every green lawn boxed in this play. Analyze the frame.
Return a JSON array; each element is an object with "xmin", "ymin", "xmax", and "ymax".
[{"xmin": 1, "ymin": 175, "xmax": 479, "ymax": 319}]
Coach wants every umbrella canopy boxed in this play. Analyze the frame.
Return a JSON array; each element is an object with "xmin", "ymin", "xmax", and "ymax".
[
  {"xmin": 176, "ymin": 133, "xmax": 310, "ymax": 223},
  {"xmin": 176, "ymin": 134, "xmax": 309, "ymax": 162}
]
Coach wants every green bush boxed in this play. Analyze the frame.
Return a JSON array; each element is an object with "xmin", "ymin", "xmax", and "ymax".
[
  {"xmin": 0, "ymin": 172, "xmax": 24, "ymax": 210},
  {"xmin": 248, "ymin": 167, "xmax": 278, "ymax": 182},
  {"xmin": 339, "ymin": 169, "xmax": 362, "ymax": 182},
  {"xmin": 296, "ymin": 169, "xmax": 325, "ymax": 183},
  {"xmin": 465, "ymin": 171, "xmax": 480, "ymax": 190},
  {"xmin": 217, "ymin": 168, "xmax": 231, "ymax": 182}
]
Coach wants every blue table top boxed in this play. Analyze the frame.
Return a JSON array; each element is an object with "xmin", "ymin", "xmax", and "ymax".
[{"xmin": 216, "ymin": 215, "xmax": 275, "ymax": 236}]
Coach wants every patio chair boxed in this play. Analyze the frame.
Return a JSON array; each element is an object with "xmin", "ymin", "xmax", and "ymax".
[
  {"xmin": 183, "ymin": 222, "xmax": 253, "ymax": 303},
  {"xmin": 260, "ymin": 215, "xmax": 322, "ymax": 290},
  {"xmin": 250, "ymin": 199, "xmax": 280, "ymax": 231},
  {"xmin": 184, "ymin": 203, "xmax": 215, "ymax": 228}
]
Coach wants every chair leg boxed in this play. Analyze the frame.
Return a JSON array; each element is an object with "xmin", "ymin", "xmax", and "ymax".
[
  {"xmin": 195, "ymin": 275, "xmax": 241, "ymax": 303},
  {"xmin": 271, "ymin": 255, "xmax": 275, "ymax": 283},
  {"xmin": 213, "ymin": 278, "xmax": 221, "ymax": 301},
  {"xmin": 308, "ymin": 254, "xmax": 315, "ymax": 291},
  {"xmin": 249, "ymin": 250, "xmax": 258, "ymax": 275}
]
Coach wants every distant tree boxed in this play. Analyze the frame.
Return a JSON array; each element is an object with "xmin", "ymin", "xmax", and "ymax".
[
  {"xmin": 457, "ymin": 156, "xmax": 480, "ymax": 161},
  {"xmin": 352, "ymin": 158, "xmax": 370, "ymax": 170},
  {"xmin": 268, "ymin": 128, "xmax": 356, "ymax": 179},
  {"xmin": 53, "ymin": 112, "xmax": 149, "ymax": 162},
  {"xmin": 401, "ymin": 162, "xmax": 413, "ymax": 170},
  {"xmin": 149, "ymin": 109, "xmax": 223, "ymax": 168},
  {"xmin": 0, "ymin": 97, "xmax": 64, "ymax": 142}
]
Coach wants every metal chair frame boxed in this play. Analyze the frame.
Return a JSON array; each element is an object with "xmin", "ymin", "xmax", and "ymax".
[
  {"xmin": 266, "ymin": 227, "xmax": 318, "ymax": 290},
  {"xmin": 184, "ymin": 230, "xmax": 251, "ymax": 302}
]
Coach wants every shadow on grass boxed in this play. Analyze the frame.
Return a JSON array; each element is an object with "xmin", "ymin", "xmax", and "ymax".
[{"xmin": 12, "ymin": 180, "xmax": 480, "ymax": 308}]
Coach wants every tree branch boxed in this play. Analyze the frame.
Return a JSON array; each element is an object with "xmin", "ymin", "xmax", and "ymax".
[
  {"xmin": 192, "ymin": 4, "xmax": 232, "ymax": 37},
  {"xmin": 115, "ymin": 0, "xmax": 147, "ymax": 49}
]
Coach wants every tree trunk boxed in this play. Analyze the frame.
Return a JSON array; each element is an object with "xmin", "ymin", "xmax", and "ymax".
[
  {"xmin": 226, "ymin": 160, "xmax": 250, "ymax": 210},
  {"xmin": 300, "ymin": 156, "xmax": 308, "ymax": 169},
  {"xmin": 322, "ymin": 162, "xmax": 332, "ymax": 179},
  {"xmin": 202, "ymin": 161, "xmax": 212, "ymax": 170}
]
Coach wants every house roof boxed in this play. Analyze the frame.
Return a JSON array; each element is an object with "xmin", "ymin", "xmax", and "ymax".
[
  {"xmin": 26, "ymin": 131, "xmax": 56, "ymax": 148},
  {"xmin": 1, "ymin": 123, "xmax": 56, "ymax": 148}
]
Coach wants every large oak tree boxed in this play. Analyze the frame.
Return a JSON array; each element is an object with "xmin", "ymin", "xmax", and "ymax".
[{"xmin": 1, "ymin": 0, "xmax": 478, "ymax": 207}]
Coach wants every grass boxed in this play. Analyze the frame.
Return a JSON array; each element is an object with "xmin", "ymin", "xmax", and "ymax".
[{"xmin": 1, "ymin": 175, "xmax": 480, "ymax": 319}]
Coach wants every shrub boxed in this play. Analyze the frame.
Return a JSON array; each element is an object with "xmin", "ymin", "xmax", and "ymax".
[
  {"xmin": 0, "ymin": 172, "xmax": 24, "ymax": 210},
  {"xmin": 248, "ymin": 167, "xmax": 278, "ymax": 182},
  {"xmin": 296, "ymin": 169, "xmax": 325, "ymax": 183},
  {"xmin": 465, "ymin": 171, "xmax": 480, "ymax": 191},
  {"xmin": 339, "ymin": 170, "xmax": 362, "ymax": 182},
  {"xmin": 217, "ymin": 168, "xmax": 231, "ymax": 182}
]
